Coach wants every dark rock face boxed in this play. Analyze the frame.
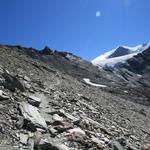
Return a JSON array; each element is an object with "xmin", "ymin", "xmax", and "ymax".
[
  {"xmin": 112, "ymin": 47, "xmax": 150, "ymax": 88},
  {"xmin": 125, "ymin": 47, "xmax": 150, "ymax": 73},
  {"xmin": 0, "ymin": 44, "xmax": 150, "ymax": 150},
  {"xmin": 109, "ymin": 46, "xmax": 132, "ymax": 58},
  {"xmin": 40, "ymin": 46, "xmax": 53, "ymax": 55},
  {"xmin": 1, "ymin": 71, "xmax": 25, "ymax": 92}
]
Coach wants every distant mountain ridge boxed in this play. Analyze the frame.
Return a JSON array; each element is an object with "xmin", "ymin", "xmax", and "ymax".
[{"xmin": 92, "ymin": 43, "xmax": 150, "ymax": 68}]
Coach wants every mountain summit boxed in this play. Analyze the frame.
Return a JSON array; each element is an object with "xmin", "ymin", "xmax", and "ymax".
[{"xmin": 92, "ymin": 43, "xmax": 150, "ymax": 68}]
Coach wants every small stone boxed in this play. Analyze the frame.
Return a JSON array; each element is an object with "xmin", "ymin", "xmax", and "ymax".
[
  {"xmin": 18, "ymin": 133, "xmax": 28, "ymax": 145},
  {"xmin": 28, "ymin": 95, "xmax": 41, "ymax": 107},
  {"xmin": 130, "ymin": 135, "xmax": 138, "ymax": 141},
  {"xmin": 69, "ymin": 128, "xmax": 85, "ymax": 136},
  {"xmin": 0, "ymin": 90, "xmax": 9, "ymax": 100},
  {"xmin": 91, "ymin": 136, "xmax": 105, "ymax": 145},
  {"xmin": 62, "ymin": 112, "xmax": 79, "ymax": 123},
  {"xmin": 24, "ymin": 76, "xmax": 31, "ymax": 82},
  {"xmin": 139, "ymin": 109, "xmax": 146, "ymax": 116},
  {"xmin": 24, "ymin": 81, "xmax": 31, "ymax": 89},
  {"xmin": 15, "ymin": 116, "xmax": 24, "ymax": 129},
  {"xmin": 124, "ymin": 90, "xmax": 128, "ymax": 94},
  {"xmin": 36, "ymin": 134, "xmax": 61, "ymax": 150},
  {"xmin": 113, "ymin": 141, "xmax": 124, "ymax": 150},
  {"xmin": 49, "ymin": 127, "xmax": 57, "ymax": 136},
  {"xmin": 53, "ymin": 114, "xmax": 63, "ymax": 122},
  {"xmin": 68, "ymin": 128, "xmax": 86, "ymax": 141},
  {"xmin": 143, "ymin": 144, "xmax": 150, "ymax": 150},
  {"xmin": 103, "ymin": 137, "xmax": 109, "ymax": 144},
  {"xmin": 127, "ymin": 145, "xmax": 138, "ymax": 150},
  {"xmin": 117, "ymin": 137, "xmax": 127, "ymax": 146},
  {"xmin": 56, "ymin": 144, "xmax": 69, "ymax": 150}
]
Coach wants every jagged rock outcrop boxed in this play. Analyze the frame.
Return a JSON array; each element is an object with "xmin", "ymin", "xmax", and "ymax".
[{"xmin": 19, "ymin": 102, "xmax": 47, "ymax": 131}]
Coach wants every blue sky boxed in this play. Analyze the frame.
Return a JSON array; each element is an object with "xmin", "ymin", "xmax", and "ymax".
[{"xmin": 0, "ymin": 0, "xmax": 150, "ymax": 60}]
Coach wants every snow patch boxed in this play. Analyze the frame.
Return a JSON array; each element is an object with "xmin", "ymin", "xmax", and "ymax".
[{"xmin": 83, "ymin": 78, "xmax": 107, "ymax": 87}]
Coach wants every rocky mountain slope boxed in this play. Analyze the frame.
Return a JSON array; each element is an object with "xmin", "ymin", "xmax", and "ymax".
[{"xmin": 0, "ymin": 44, "xmax": 150, "ymax": 150}]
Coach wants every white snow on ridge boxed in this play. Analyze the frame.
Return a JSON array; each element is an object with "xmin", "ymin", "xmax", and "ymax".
[
  {"xmin": 92, "ymin": 43, "xmax": 150, "ymax": 68},
  {"xmin": 83, "ymin": 78, "xmax": 107, "ymax": 87},
  {"xmin": 93, "ymin": 52, "xmax": 138, "ymax": 67}
]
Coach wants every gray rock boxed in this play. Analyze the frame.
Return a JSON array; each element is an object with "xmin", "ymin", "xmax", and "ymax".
[
  {"xmin": 23, "ymin": 81, "xmax": 31, "ymax": 89},
  {"xmin": 103, "ymin": 137, "xmax": 110, "ymax": 144},
  {"xmin": 91, "ymin": 136, "xmax": 105, "ymax": 145},
  {"xmin": 19, "ymin": 102, "xmax": 47, "ymax": 131},
  {"xmin": 0, "ymin": 90, "xmax": 9, "ymax": 100},
  {"xmin": 35, "ymin": 134, "xmax": 62, "ymax": 150},
  {"xmin": 59, "ymin": 110, "xmax": 79, "ymax": 123},
  {"xmin": 127, "ymin": 145, "xmax": 138, "ymax": 150},
  {"xmin": 2, "ymin": 72, "xmax": 25, "ymax": 92},
  {"xmin": 23, "ymin": 76, "xmax": 31, "ymax": 82},
  {"xmin": 15, "ymin": 116, "xmax": 24, "ymax": 129},
  {"xmin": 28, "ymin": 95, "xmax": 41, "ymax": 107},
  {"xmin": 50, "ymin": 109, "xmax": 79, "ymax": 123},
  {"xmin": 18, "ymin": 133, "xmax": 28, "ymax": 145},
  {"xmin": 49, "ymin": 127, "xmax": 57, "ymax": 136},
  {"xmin": 52, "ymin": 114, "xmax": 63, "ymax": 122},
  {"xmin": 113, "ymin": 141, "xmax": 124, "ymax": 150},
  {"xmin": 117, "ymin": 137, "xmax": 127, "ymax": 146},
  {"xmin": 56, "ymin": 144, "xmax": 69, "ymax": 150},
  {"xmin": 68, "ymin": 127, "xmax": 86, "ymax": 141}
]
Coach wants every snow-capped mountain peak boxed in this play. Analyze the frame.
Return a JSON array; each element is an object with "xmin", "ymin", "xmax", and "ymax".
[{"xmin": 92, "ymin": 43, "xmax": 150, "ymax": 68}]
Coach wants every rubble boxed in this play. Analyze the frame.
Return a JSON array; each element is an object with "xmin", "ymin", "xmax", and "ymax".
[{"xmin": 0, "ymin": 45, "xmax": 150, "ymax": 149}]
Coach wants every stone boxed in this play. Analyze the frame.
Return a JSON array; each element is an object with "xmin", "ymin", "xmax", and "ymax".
[
  {"xmin": 2, "ymin": 72, "xmax": 25, "ymax": 92},
  {"xmin": 19, "ymin": 102, "xmax": 47, "ymax": 131},
  {"xmin": 23, "ymin": 81, "xmax": 31, "ymax": 89},
  {"xmin": 68, "ymin": 127, "xmax": 85, "ymax": 135},
  {"xmin": 130, "ymin": 135, "xmax": 138, "ymax": 141},
  {"xmin": 28, "ymin": 95, "xmax": 41, "ymax": 107},
  {"xmin": 56, "ymin": 144, "xmax": 69, "ymax": 150},
  {"xmin": 50, "ymin": 109, "xmax": 79, "ymax": 123},
  {"xmin": 53, "ymin": 121, "xmax": 73, "ymax": 133},
  {"xmin": 113, "ymin": 141, "xmax": 124, "ymax": 150},
  {"xmin": 49, "ymin": 127, "xmax": 57, "ymax": 136},
  {"xmin": 103, "ymin": 137, "xmax": 110, "ymax": 144},
  {"xmin": 23, "ymin": 75, "xmax": 31, "ymax": 82},
  {"xmin": 36, "ymin": 134, "xmax": 61, "ymax": 150},
  {"xmin": 18, "ymin": 133, "xmax": 28, "ymax": 145},
  {"xmin": 61, "ymin": 112, "xmax": 79, "ymax": 123},
  {"xmin": 78, "ymin": 100, "xmax": 98, "ymax": 111},
  {"xmin": 127, "ymin": 145, "xmax": 138, "ymax": 150},
  {"xmin": 91, "ymin": 136, "xmax": 105, "ymax": 146},
  {"xmin": 53, "ymin": 114, "xmax": 63, "ymax": 122},
  {"xmin": 0, "ymin": 90, "xmax": 9, "ymax": 100},
  {"xmin": 68, "ymin": 128, "xmax": 86, "ymax": 141},
  {"xmin": 143, "ymin": 144, "xmax": 150, "ymax": 150},
  {"xmin": 124, "ymin": 90, "xmax": 128, "ymax": 94},
  {"xmin": 117, "ymin": 137, "xmax": 127, "ymax": 146},
  {"xmin": 15, "ymin": 116, "xmax": 24, "ymax": 129}
]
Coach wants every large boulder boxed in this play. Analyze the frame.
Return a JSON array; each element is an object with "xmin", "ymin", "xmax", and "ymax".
[
  {"xmin": 19, "ymin": 102, "xmax": 47, "ymax": 131},
  {"xmin": 1, "ymin": 71, "xmax": 25, "ymax": 92}
]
